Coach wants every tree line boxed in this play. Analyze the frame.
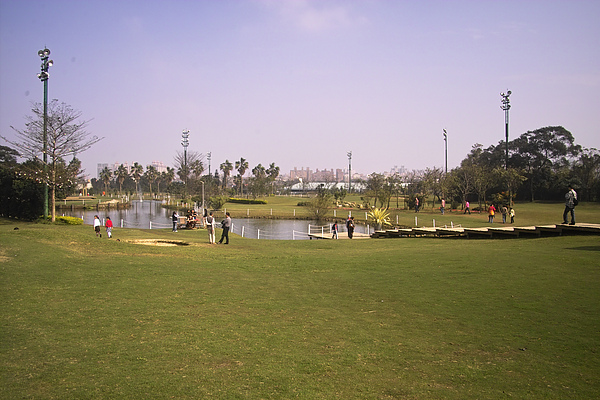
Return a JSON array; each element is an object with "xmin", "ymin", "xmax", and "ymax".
[
  {"xmin": 1, "ymin": 99, "xmax": 598, "ymax": 221},
  {"xmin": 357, "ymin": 126, "xmax": 599, "ymax": 211}
]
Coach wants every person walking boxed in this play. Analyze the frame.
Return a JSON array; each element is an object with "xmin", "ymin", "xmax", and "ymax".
[
  {"xmin": 510, "ymin": 207, "xmax": 515, "ymax": 224},
  {"xmin": 464, "ymin": 201, "xmax": 471, "ymax": 214},
  {"xmin": 218, "ymin": 212, "xmax": 231, "ymax": 244},
  {"xmin": 105, "ymin": 216, "xmax": 113, "ymax": 238},
  {"xmin": 440, "ymin": 198, "xmax": 445, "ymax": 215},
  {"xmin": 562, "ymin": 184, "xmax": 578, "ymax": 225},
  {"xmin": 488, "ymin": 203, "xmax": 496, "ymax": 223},
  {"xmin": 501, "ymin": 205, "xmax": 508, "ymax": 224},
  {"xmin": 331, "ymin": 221, "xmax": 338, "ymax": 239},
  {"xmin": 206, "ymin": 211, "xmax": 216, "ymax": 244},
  {"xmin": 415, "ymin": 197, "xmax": 420, "ymax": 213},
  {"xmin": 172, "ymin": 211, "xmax": 179, "ymax": 232},
  {"xmin": 93, "ymin": 215, "xmax": 101, "ymax": 237}
]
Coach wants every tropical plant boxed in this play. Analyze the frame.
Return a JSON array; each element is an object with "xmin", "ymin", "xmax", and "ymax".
[{"xmin": 367, "ymin": 207, "xmax": 391, "ymax": 230}]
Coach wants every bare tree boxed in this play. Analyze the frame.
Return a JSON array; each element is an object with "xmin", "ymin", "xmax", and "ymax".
[{"xmin": 3, "ymin": 100, "xmax": 102, "ymax": 221}]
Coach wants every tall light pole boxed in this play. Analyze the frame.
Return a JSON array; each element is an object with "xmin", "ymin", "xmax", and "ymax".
[
  {"xmin": 37, "ymin": 48, "xmax": 53, "ymax": 220},
  {"xmin": 207, "ymin": 152, "xmax": 212, "ymax": 176},
  {"xmin": 443, "ymin": 129, "xmax": 448, "ymax": 174},
  {"xmin": 347, "ymin": 151, "xmax": 352, "ymax": 193},
  {"xmin": 500, "ymin": 90, "xmax": 511, "ymax": 170},
  {"xmin": 181, "ymin": 129, "xmax": 190, "ymax": 195}
]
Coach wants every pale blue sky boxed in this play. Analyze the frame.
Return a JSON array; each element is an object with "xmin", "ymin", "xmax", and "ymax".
[{"xmin": 1, "ymin": 0, "xmax": 599, "ymax": 178}]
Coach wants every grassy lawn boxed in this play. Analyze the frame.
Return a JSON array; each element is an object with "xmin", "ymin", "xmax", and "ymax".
[{"xmin": 1, "ymin": 211, "xmax": 599, "ymax": 399}]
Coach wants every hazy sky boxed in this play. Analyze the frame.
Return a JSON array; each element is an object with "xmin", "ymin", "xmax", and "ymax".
[{"xmin": 1, "ymin": 0, "xmax": 599, "ymax": 178}]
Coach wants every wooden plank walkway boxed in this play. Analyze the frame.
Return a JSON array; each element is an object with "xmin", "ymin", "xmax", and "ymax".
[
  {"xmin": 307, "ymin": 232, "xmax": 371, "ymax": 240},
  {"xmin": 371, "ymin": 223, "xmax": 600, "ymax": 239}
]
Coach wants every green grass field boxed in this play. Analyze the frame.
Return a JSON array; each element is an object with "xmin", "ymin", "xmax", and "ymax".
[{"xmin": 1, "ymin": 202, "xmax": 599, "ymax": 399}]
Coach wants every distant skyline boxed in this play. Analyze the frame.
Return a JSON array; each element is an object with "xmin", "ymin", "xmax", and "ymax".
[{"xmin": 1, "ymin": 0, "xmax": 599, "ymax": 179}]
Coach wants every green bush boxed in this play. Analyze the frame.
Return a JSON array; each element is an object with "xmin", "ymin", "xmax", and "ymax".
[
  {"xmin": 54, "ymin": 216, "xmax": 84, "ymax": 225},
  {"xmin": 296, "ymin": 201, "xmax": 310, "ymax": 206},
  {"xmin": 228, "ymin": 198, "xmax": 267, "ymax": 205}
]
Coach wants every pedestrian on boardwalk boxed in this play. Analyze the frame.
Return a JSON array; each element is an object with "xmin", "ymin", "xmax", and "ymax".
[
  {"xmin": 562, "ymin": 184, "xmax": 578, "ymax": 225},
  {"xmin": 172, "ymin": 211, "xmax": 179, "ymax": 232},
  {"xmin": 218, "ymin": 212, "xmax": 231, "ymax": 244},
  {"xmin": 510, "ymin": 207, "xmax": 515, "ymax": 224},
  {"xmin": 206, "ymin": 211, "xmax": 216, "ymax": 244},
  {"xmin": 94, "ymin": 215, "xmax": 101, "ymax": 237},
  {"xmin": 501, "ymin": 205, "xmax": 508, "ymax": 224},
  {"xmin": 440, "ymin": 199, "xmax": 446, "ymax": 215},
  {"xmin": 347, "ymin": 216, "xmax": 355, "ymax": 239},
  {"xmin": 488, "ymin": 203, "xmax": 496, "ymax": 223},
  {"xmin": 331, "ymin": 221, "xmax": 338, "ymax": 239},
  {"xmin": 105, "ymin": 216, "xmax": 113, "ymax": 238},
  {"xmin": 464, "ymin": 201, "xmax": 471, "ymax": 214}
]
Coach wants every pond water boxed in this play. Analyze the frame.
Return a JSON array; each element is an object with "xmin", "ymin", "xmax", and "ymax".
[{"xmin": 59, "ymin": 200, "xmax": 367, "ymax": 240}]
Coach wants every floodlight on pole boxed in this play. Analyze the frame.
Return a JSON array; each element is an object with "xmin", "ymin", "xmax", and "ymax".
[
  {"xmin": 347, "ymin": 151, "xmax": 352, "ymax": 192},
  {"xmin": 443, "ymin": 129, "xmax": 448, "ymax": 174},
  {"xmin": 38, "ymin": 47, "xmax": 53, "ymax": 220},
  {"xmin": 181, "ymin": 129, "xmax": 190, "ymax": 193},
  {"xmin": 500, "ymin": 90, "xmax": 511, "ymax": 170}
]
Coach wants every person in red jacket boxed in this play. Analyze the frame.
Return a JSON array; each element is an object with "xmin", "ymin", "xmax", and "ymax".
[{"xmin": 105, "ymin": 216, "xmax": 113, "ymax": 238}]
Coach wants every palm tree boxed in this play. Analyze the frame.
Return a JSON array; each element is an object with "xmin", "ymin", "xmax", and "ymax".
[
  {"xmin": 220, "ymin": 160, "xmax": 233, "ymax": 189},
  {"xmin": 267, "ymin": 162, "xmax": 280, "ymax": 195},
  {"xmin": 235, "ymin": 157, "xmax": 249, "ymax": 196},
  {"xmin": 145, "ymin": 165, "xmax": 159, "ymax": 196},
  {"xmin": 131, "ymin": 162, "xmax": 144, "ymax": 194},
  {"xmin": 100, "ymin": 166, "xmax": 112, "ymax": 195},
  {"xmin": 116, "ymin": 164, "xmax": 128, "ymax": 195}
]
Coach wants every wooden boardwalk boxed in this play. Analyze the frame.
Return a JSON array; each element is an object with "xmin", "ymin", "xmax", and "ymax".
[
  {"xmin": 307, "ymin": 232, "xmax": 371, "ymax": 240},
  {"xmin": 371, "ymin": 223, "xmax": 600, "ymax": 239}
]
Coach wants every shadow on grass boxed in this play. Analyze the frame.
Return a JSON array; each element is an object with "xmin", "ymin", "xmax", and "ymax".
[{"xmin": 567, "ymin": 246, "xmax": 600, "ymax": 251}]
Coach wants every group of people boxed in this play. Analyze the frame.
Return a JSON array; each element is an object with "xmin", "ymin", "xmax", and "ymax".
[
  {"xmin": 330, "ymin": 216, "xmax": 355, "ymax": 239},
  {"xmin": 171, "ymin": 209, "xmax": 231, "ymax": 244},
  {"xmin": 93, "ymin": 215, "xmax": 113, "ymax": 238},
  {"xmin": 486, "ymin": 204, "xmax": 515, "ymax": 224}
]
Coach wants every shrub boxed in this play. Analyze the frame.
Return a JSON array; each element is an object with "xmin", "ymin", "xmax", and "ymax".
[
  {"xmin": 55, "ymin": 216, "xmax": 84, "ymax": 225},
  {"xmin": 228, "ymin": 198, "xmax": 267, "ymax": 205},
  {"xmin": 297, "ymin": 201, "xmax": 311, "ymax": 206}
]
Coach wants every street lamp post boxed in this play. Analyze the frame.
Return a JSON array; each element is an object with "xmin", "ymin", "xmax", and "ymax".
[
  {"xmin": 443, "ymin": 129, "xmax": 448, "ymax": 174},
  {"xmin": 181, "ymin": 129, "xmax": 190, "ymax": 195},
  {"xmin": 500, "ymin": 90, "xmax": 511, "ymax": 170},
  {"xmin": 207, "ymin": 152, "xmax": 212, "ymax": 176},
  {"xmin": 37, "ymin": 48, "xmax": 53, "ymax": 220},
  {"xmin": 347, "ymin": 151, "xmax": 352, "ymax": 193}
]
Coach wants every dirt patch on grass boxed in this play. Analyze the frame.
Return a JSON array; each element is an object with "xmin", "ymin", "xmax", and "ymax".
[{"xmin": 126, "ymin": 239, "xmax": 191, "ymax": 247}]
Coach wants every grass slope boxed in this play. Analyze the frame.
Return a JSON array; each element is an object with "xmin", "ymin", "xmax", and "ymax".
[{"xmin": 1, "ymin": 219, "xmax": 599, "ymax": 399}]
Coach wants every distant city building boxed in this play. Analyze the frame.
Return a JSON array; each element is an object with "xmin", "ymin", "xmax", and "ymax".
[{"xmin": 96, "ymin": 163, "xmax": 108, "ymax": 179}]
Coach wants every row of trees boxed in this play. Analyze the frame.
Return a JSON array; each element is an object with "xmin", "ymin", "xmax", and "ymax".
[
  {"xmin": 358, "ymin": 126, "xmax": 600, "ymax": 211},
  {"xmin": 2, "ymin": 97, "xmax": 598, "ymax": 220}
]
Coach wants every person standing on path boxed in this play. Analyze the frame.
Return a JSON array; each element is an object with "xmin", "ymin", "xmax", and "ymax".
[
  {"xmin": 206, "ymin": 211, "xmax": 216, "ymax": 244},
  {"xmin": 105, "ymin": 216, "xmax": 113, "ymax": 238},
  {"xmin": 563, "ymin": 184, "xmax": 578, "ymax": 225},
  {"xmin": 440, "ymin": 199, "xmax": 445, "ymax": 215},
  {"xmin": 331, "ymin": 221, "xmax": 338, "ymax": 239},
  {"xmin": 464, "ymin": 201, "xmax": 471, "ymax": 214},
  {"xmin": 347, "ymin": 216, "xmax": 355, "ymax": 239},
  {"xmin": 218, "ymin": 212, "xmax": 231, "ymax": 244},
  {"xmin": 172, "ymin": 211, "xmax": 179, "ymax": 232},
  {"xmin": 94, "ymin": 215, "xmax": 101, "ymax": 238}
]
